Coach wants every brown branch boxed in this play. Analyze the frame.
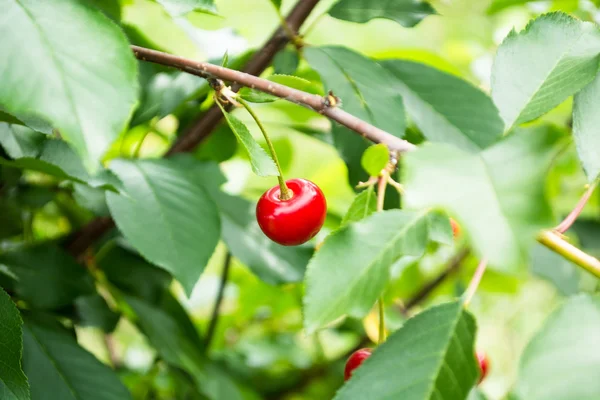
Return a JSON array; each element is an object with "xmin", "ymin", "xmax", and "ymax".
[
  {"xmin": 64, "ymin": 0, "xmax": 320, "ymax": 258},
  {"xmin": 131, "ymin": 45, "xmax": 415, "ymax": 153},
  {"xmin": 167, "ymin": 0, "xmax": 321, "ymax": 154}
]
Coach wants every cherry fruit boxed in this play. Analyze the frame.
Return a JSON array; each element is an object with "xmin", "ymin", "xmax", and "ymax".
[
  {"xmin": 344, "ymin": 348, "xmax": 372, "ymax": 381},
  {"xmin": 476, "ymin": 351, "xmax": 489, "ymax": 383},
  {"xmin": 450, "ymin": 218, "xmax": 461, "ymax": 238},
  {"xmin": 256, "ymin": 178, "xmax": 327, "ymax": 246}
]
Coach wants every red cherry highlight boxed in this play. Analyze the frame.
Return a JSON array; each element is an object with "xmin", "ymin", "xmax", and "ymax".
[
  {"xmin": 344, "ymin": 348, "xmax": 372, "ymax": 381},
  {"xmin": 256, "ymin": 178, "xmax": 327, "ymax": 246},
  {"xmin": 477, "ymin": 351, "xmax": 489, "ymax": 383}
]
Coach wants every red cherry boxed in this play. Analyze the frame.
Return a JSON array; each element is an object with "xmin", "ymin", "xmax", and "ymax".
[
  {"xmin": 476, "ymin": 351, "xmax": 489, "ymax": 383},
  {"xmin": 450, "ymin": 218, "xmax": 461, "ymax": 238},
  {"xmin": 344, "ymin": 348, "xmax": 372, "ymax": 381},
  {"xmin": 256, "ymin": 178, "xmax": 327, "ymax": 246}
]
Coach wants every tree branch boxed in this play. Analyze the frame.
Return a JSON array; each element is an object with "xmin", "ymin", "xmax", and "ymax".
[
  {"xmin": 555, "ymin": 181, "xmax": 598, "ymax": 234},
  {"xmin": 130, "ymin": 45, "xmax": 415, "ymax": 153},
  {"xmin": 204, "ymin": 252, "xmax": 232, "ymax": 351},
  {"xmin": 537, "ymin": 230, "xmax": 600, "ymax": 278}
]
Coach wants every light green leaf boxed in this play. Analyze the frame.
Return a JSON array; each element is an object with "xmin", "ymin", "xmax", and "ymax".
[
  {"xmin": 125, "ymin": 295, "xmax": 243, "ymax": 400},
  {"xmin": 106, "ymin": 158, "xmax": 221, "ymax": 296},
  {"xmin": 238, "ymin": 89, "xmax": 279, "ymax": 103},
  {"xmin": 0, "ymin": 123, "xmax": 45, "ymax": 159},
  {"xmin": 382, "ymin": 60, "xmax": 504, "ymax": 151},
  {"xmin": 0, "ymin": 288, "xmax": 29, "ymax": 400},
  {"xmin": 305, "ymin": 46, "xmax": 405, "ymax": 185},
  {"xmin": 491, "ymin": 12, "xmax": 600, "ymax": 131},
  {"xmin": 361, "ymin": 144, "xmax": 389, "ymax": 177},
  {"xmin": 341, "ymin": 186, "xmax": 377, "ymax": 227},
  {"xmin": 0, "ymin": 0, "xmax": 138, "ymax": 172},
  {"xmin": 304, "ymin": 210, "xmax": 430, "ymax": 333},
  {"xmin": 403, "ymin": 126, "xmax": 562, "ymax": 271},
  {"xmin": 217, "ymin": 193, "xmax": 312, "ymax": 284},
  {"xmin": 335, "ymin": 301, "xmax": 478, "ymax": 400},
  {"xmin": 572, "ymin": 72, "xmax": 600, "ymax": 182},
  {"xmin": 217, "ymin": 104, "xmax": 278, "ymax": 177},
  {"xmin": 513, "ymin": 294, "xmax": 600, "ymax": 400},
  {"xmin": 22, "ymin": 314, "xmax": 131, "ymax": 400},
  {"xmin": 329, "ymin": 0, "xmax": 435, "ymax": 27},
  {"xmin": 427, "ymin": 210, "xmax": 454, "ymax": 245},
  {"xmin": 155, "ymin": 0, "xmax": 217, "ymax": 16},
  {"xmin": 530, "ymin": 244, "xmax": 581, "ymax": 296},
  {"xmin": 0, "ymin": 244, "xmax": 95, "ymax": 310}
]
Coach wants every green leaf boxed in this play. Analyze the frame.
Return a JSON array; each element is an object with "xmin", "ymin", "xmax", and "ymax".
[
  {"xmin": 382, "ymin": 60, "xmax": 504, "ymax": 151},
  {"xmin": 361, "ymin": 144, "xmax": 389, "ymax": 177},
  {"xmin": 22, "ymin": 314, "xmax": 132, "ymax": 400},
  {"xmin": 194, "ymin": 124, "xmax": 238, "ymax": 163},
  {"xmin": 304, "ymin": 209, "xmax": 431, "ymax": 333},
  {"xmin": 530, "ymin": 244, "xmax": 581, "ymax": 296},
  {"xmin": 216, "ymin": 105, "xmax": 278, "ymax": 176},
  {"xmin": 125, "ymin": 295, "xmax": 243, "ymax": 400},
  {"xmin": 427, "ymin": 210, "xmax": 454, "ymax": 246},
  {"xmin": 305, "ymin": 46, "xmax": 405, "ymax": 185},
  {"xmin": 341, "ymin": 186, "xmax": 377, "ymax": 227},
  {"xmin": 491, "ymin": 13, "xmax": 600, "ymax": 131},
  {"xmin": 513, "ymin": 294, "xmax": 600, "ymax": 399},
  {"xmin": 334, "ymin": 301, "xmax": 478, "ymax": 400},
  {"xmin": 403, "ymin": 126, "xmax": 562, "ymax": 271},
  {"xmin": 269, "ymin": 0, "xmax": 282, "ymax": 11},
  {"xmin": 0, "ymin": 0, "xmax": 138, "ymax": 172},
  {"xmin": 329, "ymin": 0, "xmax": 435, "ymax": 27},
  {"xmin": 106, "ymin": 158, "xmax": 221, "ymax": 296},
  {"xmin": 487, "ymin": 0, "xmax": 543, "ymax": 14},
  {"xmin": 74, "ymin": 294, "xmax": 120, "ymax": 333},
  {"xmin": 217, "ymin": 193, "xmax": 312, "ymax": 284},
  {"xmin": 238, "ymin": 89, "xmax": 279, "ymax": 103},
  {"xmin": 155, "ymin": 0, "xmax": 217, "ymax": 16},
  {"xmin": 100, "ymin": 246, "xmax": 171, "ymax": 305},
  {"xmin": 0, "ymin": 244, "xmax": 95, "ymax": 310},
  {"xmin": 0, "ymin": 199, "xmax": 23, "ymax": 240},
  {"xmin": 572, "ymin": 73, "xmax": 600, "ymax": 182},
  {"xmin": 0, "ymin": 123, "xmax": 46, "ymax": 159},
  {"xmin": 273, "ymin": 50, "xmax": 299, "ymax": 75},
  {"xmin": 0, "ymin": 288, "xmax": 29, "ymax": 400}
]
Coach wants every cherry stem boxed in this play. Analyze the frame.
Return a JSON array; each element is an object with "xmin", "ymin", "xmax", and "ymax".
[
  {"xmin": 462, "ymin": 258, "xmax": 488, "ymax": 308},
  {"xmin": 237, "ymin": 98, "xmax": 292, "ymax": 200},
  {"xmin": 376, "ymin": 174, "xmax": 388, "ymax": 344},
  {"xmin": 538, "ymin": 230, "xmax": 600, "ymax": 278},
  {"xmin": 555, "ymin": 180, "xmax": 598, "ymax": 234}
]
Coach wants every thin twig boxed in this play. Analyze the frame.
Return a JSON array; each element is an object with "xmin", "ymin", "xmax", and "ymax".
[
  {"xmin": 131, "ymin": 45, "xmax": 415, "ymax": 153},
  {"xmin": 555, "ymin": 181, "xmax": 598, "ymax": 234},
  {"xmin": 538, "ymin": 230, "xmax": 600, "ymax": 278},
  {"xmin": 462, "ymin": 258, "xmax": 488, "ymax": 308},
  {"xmin": 205, "ymin": 252, "xmax": 232, "ymax": 351}
]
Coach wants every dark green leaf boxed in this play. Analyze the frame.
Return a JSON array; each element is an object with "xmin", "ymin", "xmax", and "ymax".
[
  {"xmin": 0, "ymin": 0, "xmax": 138, "ymax": 172},
  {"xmin": 329, "ymin": 0, "xmax": 435, "ymax": 27},
  {"xmin": 74, "ymin": 294, "xmax": 120, "ymax": 333},
  {"xmin": 155, "ymin": 0, "xmax": 217, "ymax": 16},
  {"xmin": 304, "ymin": 210, "xmax": 431, "ymax": 333},
  {"xmin": 0, "ymin": 123, "xmax": 46, "ymax": 159},
  {"xmin": 492, "ymin": 13, "xmax": 600, "ymax": 131},
  {"xmin": 194, "ymin": 124, "xmax": 238, "ymax": 163},
  {"xmin": 100, "ymin": 246, "xmax": 171, "ymax": 305},
  {"xmin": 382, "ymin": 60, "xmax": 504, "ymax": 151},
  {"xmin": 341, "ymin": 186, "xmax": 377, "ymax": 227},
  {"xmin": 513, "ymin": 294, "xmax": 600, "ymax": 399},
  {"xmin": 572, "ymin": 72, "xmax": 600, "ymax": 182},
  {"xmin": 305, "ymin": 46, "xmax": 405, "ymax": 185},
  {"xmin": 0, "ymin": 244, "xmax": 95, "ymax": 310},
  {"xmin": 335, "ymin": 301, "xmax": 478, "ymax": 400},
  {"xmin": 0, "ymin": 287, "xmax": 29, "ymax": 400},
  {"xmin": 403, "ymin": 126, "xmax": 562, "ymax": 271},
  {"xmin": 238, "ymin": 89, "xmax": 278, "ymax": 103},
  {"xmin": 361, "ymin": 144, "xmax": 389, "ymax": 177},
  {"xmin": 216, "ymin": 105, "xmax": 278, "ymax": 176},
  {"xmin": 217, "ymin": 193, "xmax": 311, "ymax": 284},
  {"xmin": 269, "ymin": 0, "xmax": 282, "ymax": 11},
  {"xmin": 530, "ymin": 244, "xmax": 581, "ymax": 296},
  {"xmin": 273, "ymin": 50, "xmax": 300, "ymax": 75},
  {"xmin": 125, "ymin": 295, "xmax": 243, "ymax": 400},
  {"xmin": 0, "ymin": 199, "xmax": 23, "ymax": 240},
  {"xmin": 106, "ymin": 158, "xmax": 221, "ymax": 295},
  {"xmin": 22, "ymin": 314, "xmax": 132, "ymax": 400}
]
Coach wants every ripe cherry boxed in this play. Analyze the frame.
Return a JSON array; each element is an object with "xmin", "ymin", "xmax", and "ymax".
[
  {"xmin": 476, "ymin": 351, "xmax": 489, "ymax": 383},
  {"xmin": 450, "ymin": 218, "xmax": 461, "ymax": 238},
  {"xmin": 256, "ymin": 178, "xmax": 327, "ymax": 246},
  {"xmin": 344, "ymin": 348, "xmax": 372, "ymax": 381}
]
